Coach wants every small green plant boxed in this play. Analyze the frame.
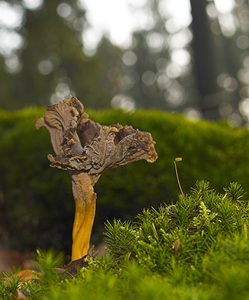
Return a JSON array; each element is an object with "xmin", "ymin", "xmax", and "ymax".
[
  {"xmin": 34, "ymin": 249, "xmax": 63, "ymax": 284},
  {"xmin": 223, "ymin": 182, "xmax": 246, "ymax": 201},
  {"xmin": 0, "ymin": 274, "xmax": 19, "ymax": 300}
]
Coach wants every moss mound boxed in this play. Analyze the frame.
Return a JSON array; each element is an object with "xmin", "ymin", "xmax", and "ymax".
[{"xmin": 1, "ymin": 108, "xmax": 249, "ymax": 252}]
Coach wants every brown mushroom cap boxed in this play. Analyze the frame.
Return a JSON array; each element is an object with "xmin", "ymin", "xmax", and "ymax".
[{"xmin": 36, "ymin": 97, "xmax": 158, "ymax": 183}]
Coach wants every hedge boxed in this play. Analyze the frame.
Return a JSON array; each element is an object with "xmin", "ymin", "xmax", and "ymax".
[{"xmin": 1, "ymin": 108, "xmax": 249, "ymax": 253}]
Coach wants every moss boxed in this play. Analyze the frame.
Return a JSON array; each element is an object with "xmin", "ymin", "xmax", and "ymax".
[
  {"xmin": 104, "ymin": 181, "xmax": 249, "ymax": 278},
  {"xmin": 1, "ymin": 108, "xmax": 249, "ymax": 253},
  {"xmin": 2, "ymin": 182, "xmax": 249, "ymax": 300}
]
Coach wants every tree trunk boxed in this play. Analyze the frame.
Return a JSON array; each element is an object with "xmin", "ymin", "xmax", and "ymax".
[{"xmin": 190, "ymin": 0, "xmax": 220, "ymax": 120}]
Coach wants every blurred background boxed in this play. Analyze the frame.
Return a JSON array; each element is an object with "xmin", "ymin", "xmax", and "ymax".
[
  {"xmin": 3, "ymin": 0, "xmax": 249, "ymax": 269},
  {"xmin": 1, "ymin": 0, "xmax": 249, "ymax": 124}
]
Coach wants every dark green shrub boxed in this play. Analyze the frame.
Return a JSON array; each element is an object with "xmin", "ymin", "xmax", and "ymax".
[{"xmin": 1, "ymin": 108, "xmax": 249, "ymax": 253}]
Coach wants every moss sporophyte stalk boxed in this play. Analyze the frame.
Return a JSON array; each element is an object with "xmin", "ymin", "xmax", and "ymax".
[
  {"xmin": 174, "ymin": 157, "xmax": 184, "ymax": 197},
  {"xmin": 36, "ymin": 96, "xmax": 158, "ymax": 263}
]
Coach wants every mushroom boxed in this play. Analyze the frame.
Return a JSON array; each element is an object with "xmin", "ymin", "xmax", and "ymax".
[{"xmin": 36, "ymin": 97, "xmax": 158, "ymax": 261}]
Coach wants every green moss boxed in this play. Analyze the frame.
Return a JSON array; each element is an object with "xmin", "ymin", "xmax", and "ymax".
[
  {"xmin": 1, "ymin": 108, "xmax": 249, "ymax": 253},
  {"xmin": 1, "ymin": 182, "xmax": 249, "ymax": 300}
]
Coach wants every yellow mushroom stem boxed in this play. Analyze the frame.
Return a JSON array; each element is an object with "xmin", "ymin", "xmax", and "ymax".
[{"xmin": 71, "ymin": 172, "xmax": 96, "ymax": 261}]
